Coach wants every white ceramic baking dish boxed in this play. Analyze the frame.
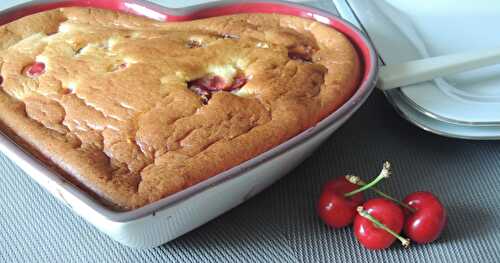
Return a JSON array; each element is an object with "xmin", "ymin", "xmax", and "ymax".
[{"xmin": 0, "ymin": 0, "xmax": 378, "ymax": 248}]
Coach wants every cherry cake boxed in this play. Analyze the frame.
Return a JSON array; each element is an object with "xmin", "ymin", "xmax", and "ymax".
[{"xmin": 0, "ymin": 8, "xmax": 360, "ymax": 209}]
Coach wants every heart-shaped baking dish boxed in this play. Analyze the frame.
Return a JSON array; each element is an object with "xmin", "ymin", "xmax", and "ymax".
[{"xmin": 0, "ymin": 0, "xmax": 377, "ymax": 248}]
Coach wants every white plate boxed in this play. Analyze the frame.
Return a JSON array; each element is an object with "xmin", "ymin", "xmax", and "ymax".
[
  {"xmin": 385, "ymin": 87, "xmax": 500, "ymax": 140},
  {"xmin": 345, "ymin": 0, "xmax": 500, "ymax": 125},
  {"xmin": 334, "ymin": 0, "xmax": 500, "ymax": 139}
]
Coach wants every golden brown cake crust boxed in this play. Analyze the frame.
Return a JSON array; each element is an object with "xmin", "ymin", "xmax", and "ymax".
[{"xmin": 0, "ymin": 8, "xmax": 360, "ymax": 209}]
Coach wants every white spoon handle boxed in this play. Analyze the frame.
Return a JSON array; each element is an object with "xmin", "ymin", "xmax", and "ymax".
[{"xmin": 377, "ymin": 47, "xmax": 500, "ymax": 91}]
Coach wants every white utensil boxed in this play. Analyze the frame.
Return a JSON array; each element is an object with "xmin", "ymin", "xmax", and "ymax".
[{"xmin": 378, "ymin": 47, "xmax": 500, "ymax": 91}]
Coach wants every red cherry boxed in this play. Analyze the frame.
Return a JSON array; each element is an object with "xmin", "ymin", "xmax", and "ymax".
[
  {"xmin": 318, "ymin": 162, "xmax": 392, "ymax": 228},
  {"xmin": 403, "ymin": 191, "xmax": 447, "ymax": 244},
  {"xmin": 317, "ymin": 176, "xmax": 365, "ymax": 228},
  {"xmin": 354, "ymin": 198, "xmax": 407, "ymax": 250},
  {"xmin": 25, "ymin": 62, "xmax": 45, "ymax": 77}
]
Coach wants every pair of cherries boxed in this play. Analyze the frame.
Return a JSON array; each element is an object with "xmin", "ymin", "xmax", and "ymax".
[{"xmin": 317, "ymin": 162, "xmax": 447, "ymax": 249}]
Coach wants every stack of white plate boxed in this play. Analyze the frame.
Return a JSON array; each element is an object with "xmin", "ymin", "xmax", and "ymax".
[{"xmin": 334, "ymin": 0, "xmax": 500, "ymax": 139}]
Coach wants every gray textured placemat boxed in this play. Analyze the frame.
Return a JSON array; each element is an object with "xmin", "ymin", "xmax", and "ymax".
[
  {"xmin": 1, "ymin": 1, "xmax": 500, "ymax": 262},
  {"xmin": 2, "ymin": 89, "xmax": 499, "ymax": 263}
]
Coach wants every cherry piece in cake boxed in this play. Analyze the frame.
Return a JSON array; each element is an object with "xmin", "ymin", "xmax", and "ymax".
[
  {"xmin": 190, "ymin": 75, "xmax": 226, "ymax": 91},
  {"xmin": 288, "ymin": 52, "xmax": 312, "ymax": 63},
  {"xmin": 188, "ymin": 74, "xmax": 247, "ymax": 104},
  {"xmin": 25, "ymin": 62, "xmax": 46, "ymax": 77},
  {"xmin": 189, "ymin": 74, "xmax": 247, "ymax": 92}
]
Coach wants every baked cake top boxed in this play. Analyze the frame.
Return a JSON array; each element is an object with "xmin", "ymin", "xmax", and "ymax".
[{"xmin": 0, "ymin": 8, "xmax": 360, "ymax": 209}]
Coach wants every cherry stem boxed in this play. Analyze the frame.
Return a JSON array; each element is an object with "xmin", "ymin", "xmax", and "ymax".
[
  {"xmin": 357, "ymin": 206, "xmax": 411, "ymax": 248},
  {"xmin": 345, "ymin": 170, "xmax": 417, "ymax": 213},
  {"xmin": 344, "ymin": 161, "xmax": 391, "ymax": 198},
  {"xmin": 361, "ymin": 180, "xmax": 416, "ymax": 213}
]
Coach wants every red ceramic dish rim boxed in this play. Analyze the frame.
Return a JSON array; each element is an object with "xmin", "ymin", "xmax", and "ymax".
[{"xmin": 0, "ymin": 0, "xmax": 378, "ymax": 222}]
